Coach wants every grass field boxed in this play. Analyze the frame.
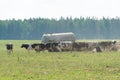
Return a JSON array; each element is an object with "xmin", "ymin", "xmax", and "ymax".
[{"xmin": 0, "ymin": 40, "xmax": 120, "ymax": 80}]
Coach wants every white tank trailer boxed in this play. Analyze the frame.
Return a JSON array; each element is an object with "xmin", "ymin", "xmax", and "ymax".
[{"xmin": 41, "ymin": 32, "xmax": 76, "ymax": 44}]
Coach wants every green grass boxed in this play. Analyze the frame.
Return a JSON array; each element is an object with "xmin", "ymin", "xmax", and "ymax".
[{"xmin": 0, "ymin": 40, "xmax": 120, "ymax": 80}]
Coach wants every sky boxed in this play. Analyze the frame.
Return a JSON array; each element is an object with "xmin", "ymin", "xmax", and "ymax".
[{"xmin": 0, "ymin": 0, "xmax": 120, "ymax": 20}]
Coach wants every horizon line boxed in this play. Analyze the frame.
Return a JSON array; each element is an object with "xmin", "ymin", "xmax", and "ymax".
[{"xmin": 1, "ymin": 16, "xmax": 120, "ymax": 20}]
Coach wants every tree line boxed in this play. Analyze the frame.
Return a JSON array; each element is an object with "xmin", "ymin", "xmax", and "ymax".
[{"xmin": 0, "ymin": 17, "xmax": 120, "ymax": 40}]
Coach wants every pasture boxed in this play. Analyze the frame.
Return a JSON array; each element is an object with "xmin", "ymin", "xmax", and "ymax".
[{"xmin": 0, "ymin": 40, "xmax": 120, "ymax": 80}]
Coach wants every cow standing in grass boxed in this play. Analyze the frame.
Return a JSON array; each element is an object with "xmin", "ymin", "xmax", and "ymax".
[
  {"xmin": 31, "ymin": 43, "xmax": 46, "ymax": 52},
  {"xmin": 21, "ymin": 43, "xmax": 46, "ymax": 53},
  {"xmin": 6, "ymin": 43, "xmax": 13, "ymax": 54},
  {"xmin": 21, "ymin": 44, "xmax": 33, "ymax": 52}
]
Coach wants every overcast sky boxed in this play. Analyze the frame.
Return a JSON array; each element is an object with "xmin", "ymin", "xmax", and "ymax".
[{"xmin": 0, "ymin": 0, "xmax": 119, "ymax": 20}]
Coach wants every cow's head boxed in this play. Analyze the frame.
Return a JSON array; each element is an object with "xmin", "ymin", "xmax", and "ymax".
[{"xmin": 21, "ymin": 44, "xmax": 29, "ymax": 49}]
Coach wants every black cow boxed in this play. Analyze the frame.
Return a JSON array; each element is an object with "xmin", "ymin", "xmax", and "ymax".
[
  {"xmin": 6, "ymin": 43, "xmax": 13, "ymax": 53},
  {"xmin": 21, "ymin": 44, "xmax": 33, "ymax": 52}
]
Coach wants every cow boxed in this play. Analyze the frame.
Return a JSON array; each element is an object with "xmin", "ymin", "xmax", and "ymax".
[
  {"xmin": 72, "ymin": 42, "xmax": 89, "ymax": 51},
  {"xmin": 58, "ymin": 41, "xmax": 73, "ymax": 52},
  {"xmin": 110, "ymin": 43, "xmax": 120, "ymax": 51},
  {"xmin": 21, "ymin": 44, "xmax": 33, "ymax": 52},
  {"xmin": 98, "ymin": 40, "xmax": 117, "ymax": 51},
  {"xmin": 87, "ymin": 42, "xmax": 99, "ymax": 50},
  {"xmin": 45, "ymin": 43, "xmax": 60, "ymax": 52},
  {"xmin": 31, "ymin": 43, "xmax": 46, "ymax": 52},
  {"xmin": 6, "ymin": 43, "xmax": 13, "ymax": 54},
  {"xmin": 21, "ymin": 43, "xmax": 46, "ymax": 53}
]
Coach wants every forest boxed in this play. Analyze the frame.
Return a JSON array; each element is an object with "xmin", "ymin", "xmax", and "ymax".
[{"xmin": 0, "ymin": 17, "xmax": 120, "ymax": 40}]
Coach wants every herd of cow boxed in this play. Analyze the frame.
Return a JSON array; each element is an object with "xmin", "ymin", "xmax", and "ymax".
[{"xmin": 6, "ymin": 40, "xmax": 120, "ymax": 54}]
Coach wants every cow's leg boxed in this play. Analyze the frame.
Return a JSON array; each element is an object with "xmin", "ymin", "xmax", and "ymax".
[
  {"xmin": 7, "ymin": 50, "xmax": 11, "ymax": 54},
  {"xmin": 56, "ymin": 46, "xmax": 62, "ymax": 52},
  {"xmin": 7, "ymin": 50, "xmax": 9, "ymax": 53},
  {"xmin": 10, "ymin": 49, "xmax": 13, "ymax": 53},
  {"xmin": 27, "ymin": 49, "xmax": 30, "ymax": 53}
]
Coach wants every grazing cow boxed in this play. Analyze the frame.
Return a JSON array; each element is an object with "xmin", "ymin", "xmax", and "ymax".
[
  {"xmin": 21, "ymin": 44, "xmax": 33, "ymax": 52},
  {"xmin": 21, "ymin": 43, "xmax": 46, "ymax": 53},
  {"xmin": 6, "ymin": 43, "xmax": 13, "ymax": 54}
]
